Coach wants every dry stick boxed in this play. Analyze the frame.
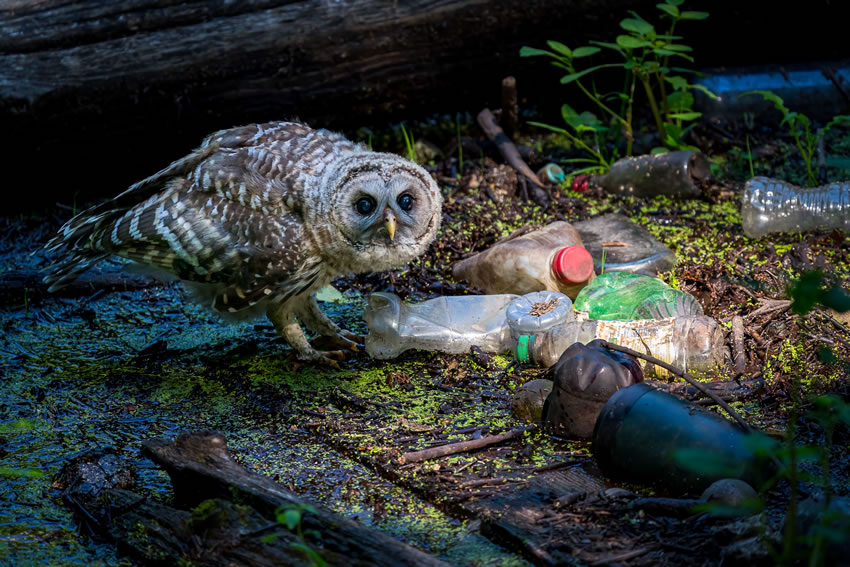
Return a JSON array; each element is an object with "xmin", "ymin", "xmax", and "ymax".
[
  {"xmin": 732, "ymin": 315, "xmax": 747, "ymax": 374},
  {"xmin": 476, "ymin": 108, "xmax": 545, "ymax": 187},
  {"xmin": 501, "ymin": 76, "xmax": 519, "ymax": 138},
  {"xmin": 597, "ymin": 340, "xmax": 754, "ymax": 433},
  {"xmin": 400, "ymin": 426, "xmax": 534, "ymax": 464}
]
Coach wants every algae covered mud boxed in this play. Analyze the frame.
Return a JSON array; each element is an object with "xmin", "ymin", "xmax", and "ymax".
[
  {"xmin": 1, "ymin": 163, "xmax": 850, "ymax": 565},
  {"xmin": 0, "ymin": 220, "xmax": 529, "ymax": 566}
]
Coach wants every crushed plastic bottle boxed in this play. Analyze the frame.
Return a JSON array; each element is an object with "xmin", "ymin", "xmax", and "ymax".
[
  {"xmin": 574, "ymin": 271, "xmax": 703, "ymax": 321},
  {"xmin": 363, "ymin": 292, "xmax": 519, "ymax": 359},
  {"xmin": 573, "ymin": 151, "xmax": 710, "ymax": 198},
  {"xmin": 515, "ymin": 316, "xmax": 729, "ymax": 378},
  {"xmin": 452, "ymin": 221, "xmax": 596, "ymax": 299},
  {"xmin": 363, "ymin": 291, "xmax": 575, "ymax": 359},
  {"xmin": 573, "ymin": 213, "xmax": 676, "ymax": 276},
  {"xmin": 741, "ymin": 176, "xmax": 850, "ymax": 238}
]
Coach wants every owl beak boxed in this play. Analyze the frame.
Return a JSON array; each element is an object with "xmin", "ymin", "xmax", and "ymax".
[{"xmin": 383, "ymin": 209, "xmax": 397, "ymax": 241}]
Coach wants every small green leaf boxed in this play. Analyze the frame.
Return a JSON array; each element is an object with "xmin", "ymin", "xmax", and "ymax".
[
  {"xmin": 690, "ymin": 83, "xmax": 720, "ymax": 100},
  {"xmin": 656, "ymin": 3, "xmax": 679, "ymax": 17},
  {"xmin": 590, "ymin": 40, "xmax": 623, "ymax": 51},
  {"xmin": 316, "ymin": 285, "xmax": 344, "ymax": 303},
  {"xmin": 616, "ymin": 35, "xmax": 651, "ymax": 49},
  {"xmin": 664, "ymin": 75, "xmax": 688, "ymax": 90},
  {"xmin": 572, "ymin": 46, "xmax": 601, "ymax": 58},
  {"xmin": 669, "ymin": 111, "xmax": 701, "ymax": 121},
  {"xmin": 663, "ymin": 44, "xmax": 693, "ymax": 52},
  {"xmin": 680, "ymin": 11, "xmax": 709, "ymax": 20},
  {"xmin": 546, "ymin": 40, "xmax": 572, "ymax": 57},
  {"xmin": 560, "ymin": 66, "xmax": 605, "ymax": 85},
  {"xmin": 667, "ymin": 0, "xmax": 684, "ymax": 6},
  {"xmin": 520, "ymin": 46, "xmax": 551, "ymax": 57},
  {"xmin": 284, "ymin": 508, "xmax": 301, "ymax": 530},
  {"xmin": 620, "ymin": 18, "xmax": 654, "ymax": 35}
]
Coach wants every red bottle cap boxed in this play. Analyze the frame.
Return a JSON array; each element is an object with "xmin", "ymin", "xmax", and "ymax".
[{"xmin": 551, "ymin": 245, "xmax": 594, "ymax": 285}]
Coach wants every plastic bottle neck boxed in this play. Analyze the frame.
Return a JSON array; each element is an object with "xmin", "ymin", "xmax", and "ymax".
[{"xmin": 550, "ymin": 245, "xmax": 594, "ymax": 286}]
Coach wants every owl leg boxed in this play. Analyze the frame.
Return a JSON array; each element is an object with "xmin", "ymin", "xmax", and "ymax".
[
  {"xmin": 297, "ymin": 295, "xmax": 365, "ymax": 351},
  {"xmin": 266, "ymin": 303, "xmax": 346, "ymax": 368}
]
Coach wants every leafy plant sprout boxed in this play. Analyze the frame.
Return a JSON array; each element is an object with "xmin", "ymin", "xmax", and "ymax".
[
  {"xmin": 400, "ymin": 122, "xmax": 419, "ymax": 164},
  {"xmin": 521, "ymin": 0, "xmax": 715, "ymax": 169},
  {"xmin": 740, "ymin": 90, "xmax": 850, "ymax": 186}
]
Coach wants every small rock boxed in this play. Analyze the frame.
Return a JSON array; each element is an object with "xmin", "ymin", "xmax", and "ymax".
[
  {"xmin": 701, "ymin": 478, "xmax": 758, "ymax": 510},
  {"xmin": 511, "ymin": 378, "xmax": 553, "ymax": 422}
]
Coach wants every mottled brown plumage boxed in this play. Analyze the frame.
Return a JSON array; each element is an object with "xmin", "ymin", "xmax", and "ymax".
[{"xmin": 44, "ymin": 121, "xmax": 442, "ymax": 364}]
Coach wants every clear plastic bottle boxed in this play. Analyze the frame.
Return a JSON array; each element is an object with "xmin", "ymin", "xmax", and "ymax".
[
  {"xmin": 741, "ymin": 176, "xmax": 850, "ymax": 238},
  {"xmin": 574, "ymin": 271, "xmax": 703, "ymax": 320},
  {"xmin": 363, "ymin": 292, "xmax": 519, "ymax": 358},
  {"xmin": 452, "ymin": 221, "xmax": 596, "ymax": 299},
  {"xmin": 363, "ymin": 291, "xmax": 575, "ymax": 359},
  {"xmin": 573, "ymin": 213, "xmax": 676, "ymax": 276},
  {"xmin": 515, "ymin": 316, "xmax": 729, "ymax": 378}
]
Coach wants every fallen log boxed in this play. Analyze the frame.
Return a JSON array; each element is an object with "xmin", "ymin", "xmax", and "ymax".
[
  {"xmin": 0, "ymin": 269, "xmax": 163, "ymax": 307},
  {"xmin": 58, "ymin": 433, "xmax": 451, "ymax": 566}
]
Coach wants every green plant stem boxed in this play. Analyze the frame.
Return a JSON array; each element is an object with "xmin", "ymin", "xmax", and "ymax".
[
  {"xmin": 575, "ymin": 78, "xmax": 629, "ymax": 132},
  {"xmin": 639, "ymin": 74, "xmax": 667, "ymax": 143},
  {"xmin": 624, "ymin": 72, "xmax": 637, "ymax": 156},
  {"xmin": 655, "ymin": 69, "xmax": 670, "ymax": 120}
]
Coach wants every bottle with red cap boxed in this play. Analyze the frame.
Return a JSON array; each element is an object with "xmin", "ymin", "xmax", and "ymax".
[{"xmin": 452, "ymin": 221, "xmax": 596, "ymax": 299}]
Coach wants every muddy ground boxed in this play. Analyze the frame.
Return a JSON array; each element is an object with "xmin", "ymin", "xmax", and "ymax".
[{"xmin": 1, "ymin": 116, "xmax": 850, "ymax": 566}]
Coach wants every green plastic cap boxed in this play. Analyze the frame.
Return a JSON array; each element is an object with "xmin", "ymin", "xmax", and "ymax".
[{"xmin": 516, "ymin": 335, "xmax": 531, "ymax": 363}]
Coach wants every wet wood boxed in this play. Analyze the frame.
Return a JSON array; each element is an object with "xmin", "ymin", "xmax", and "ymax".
[
  {"xmin": 477, "ymin": 108, "xmax": 545, "ymax": 187},
  {"xmin": 138, "ymin": 431, "xmax": 451, "ymax": 567},
  {"xmin": 0, "ymin": 269, "xmax": 162, "ymax": 307},
  {"xmin": 400, "ymin": 426, "xmax": 532, "ymax": 464},
  {"xmin": 732, "ymin": 315, "xmax": 747, "ymax": 374}
]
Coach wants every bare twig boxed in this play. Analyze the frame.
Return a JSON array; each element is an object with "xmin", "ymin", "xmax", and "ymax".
[
  {"xmin": 732, "ymin": 315, "xmax": 747, "ymax": 374},
  {"xmin": 744, "ymin": 299, "xmax": 792, "ymax": 321},
  {"xmin": 400, "ymin": 426, "xmax": 534, "ymax": 464},
  {"xmin": 476, "ymin": 108, "xmax": 544, "ymax": 186},
  {"xmin": 598, "ymin": 340, "xmax": 754, "ymax": 433},
  {"xmin": 588, "ymin": 547, "xmax": 651, "ymax": 566},
  {"xmin": 501, "ymin": 76, "xmax": 519, "ymax": 138}
]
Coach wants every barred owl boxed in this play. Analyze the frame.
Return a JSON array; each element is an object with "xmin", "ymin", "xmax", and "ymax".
[{"xmin": 43, "ymin": 121, "xmax": 443, "ymax": 365}]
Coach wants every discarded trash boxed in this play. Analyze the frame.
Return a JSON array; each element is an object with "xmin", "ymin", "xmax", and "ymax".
[
  {"xmin": 511, "ymin": 378, "xmax": 553, "ymax": 422},
  {"xmin": 363, "ymin": 292, "xmax": 518, "ymax": 359},
  {"xmin": 542, "ymin": 339, "xmax": 643, "ymax": 438},
  {"xmin": 573, "ymin": 213, "xmax": 677, "ymax": 276},
  {"xmin": 505, "ymin": 290, "xmax": 574, "ymax": 339},
  {"xmin": 536, "ymin": 163, "xmax": 566, "ymax": 184},
  {"xmin": 573, "ymin": 151, "xmax": 710, "ymax": 198},
  {"xmin": 741, "ymin": 176, "xmax": 850, "ymax": 238},
  {"xmin": 453, "ymin": 221, "xmax": 595, "ymax": 299},
  {"xmin": 574, "ymin": 271, "xmax": 703, "ymax": 321},
  {"xmin": 515, "ymin": 316, "xmax": 729, "ymax": 378},
  {"xmin": 593, "ymin": 383, "xmax": 771, "ymax": 494},
  {"xmin": 701, "ymin": 478, "xmax": 758, "ymax": 512}
]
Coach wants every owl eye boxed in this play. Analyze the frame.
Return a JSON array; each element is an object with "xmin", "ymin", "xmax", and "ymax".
[
  {"xmin": 397, "ymin": 193, "xmax": 414, "ymax": 211},
  {"xmin": 355, "ymin": 196, "xmax": 376, "ymax": 215}
]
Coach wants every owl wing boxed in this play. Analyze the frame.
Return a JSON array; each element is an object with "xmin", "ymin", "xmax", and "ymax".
[{"xmin": 44, "ymin": 122, "xmax": 339, "ymax": 303}]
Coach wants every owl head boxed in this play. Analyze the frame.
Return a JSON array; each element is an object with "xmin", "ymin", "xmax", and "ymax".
[{"xmin": 311, "ymin": 152, "xmax": 443, "ymax": 274}]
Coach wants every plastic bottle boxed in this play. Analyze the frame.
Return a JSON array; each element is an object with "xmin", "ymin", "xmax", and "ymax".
[
  {"xmin": 515, "ymin": 315, "xmax": 729, "ymax": 378},
  {"xmin": 574, "ymin": 271, "xmax": 703, "ymax": 321},
  {"xmin": 452, "ymin": 221, "xmax": 596, "ymax": 299},
  {"xmin": 572, "ymin": 151, "xmax": 710, "ymax": 198},
  {"xmin": 573, "ymin": 213, "xmax": 676, "ymax": 276},
  {"xmin": 363, "ymin": 292, "xmax": 519, "ymax": 359},
  {"xmin": 363, "ymin": 291, "xmax": 575, "ymax": 359},
  {"xmin": 741, "ymin": 176, "xmax": 850, "ymax": 238}
]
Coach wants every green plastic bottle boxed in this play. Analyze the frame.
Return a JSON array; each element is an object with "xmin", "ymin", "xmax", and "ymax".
[{"xmin": 573, "ymin": 271, "xmax": 703, "ymax": 321}]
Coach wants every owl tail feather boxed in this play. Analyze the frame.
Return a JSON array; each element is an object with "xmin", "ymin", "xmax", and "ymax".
[{"xmin": 42, "ymin": 254, "xmax": 109, "ymax": 292}]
